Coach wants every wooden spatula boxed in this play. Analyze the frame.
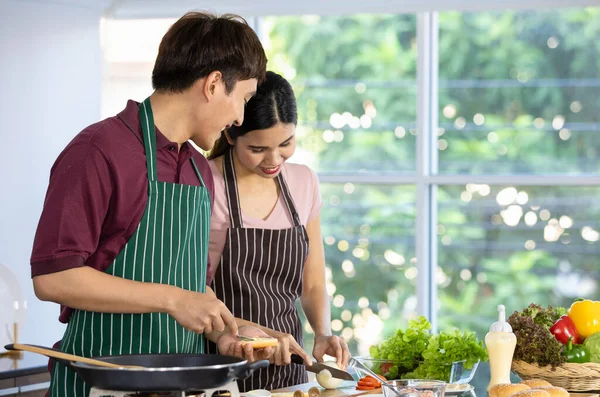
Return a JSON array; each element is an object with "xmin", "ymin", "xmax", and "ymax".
[{"xmin": 5, "ymin": 343, "xmax": 145, "ymax": 369}]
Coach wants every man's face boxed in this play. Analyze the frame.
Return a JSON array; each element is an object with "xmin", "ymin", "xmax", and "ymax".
[{"xmin": 193, "ymin": 78, "xmax": 257, "ymax": 151}]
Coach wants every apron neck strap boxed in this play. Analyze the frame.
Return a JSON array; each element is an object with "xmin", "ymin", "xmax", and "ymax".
[
  {"xmin": 190, "ymin": 158, "xmax": 206, "ymax": 187},
  {"xmin": 223, "ymin": 148, "xmax": 244, "ymax": 228},
  {"xmin": 138, "ymin": 97, "xmax": 206, "ymax": 187},
  {"xmin": 222, "ymin": 148, "xmax": 302, "ymax": 228},
  {"xmin": 277, "ymin": 170, "xmax": 302, "ymax": 226},
  {"xmin": 139, "ymin": 97, "xmax": 158, "ymax": 182}
]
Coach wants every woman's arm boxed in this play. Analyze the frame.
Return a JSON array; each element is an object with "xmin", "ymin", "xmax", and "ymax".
[{"xmin": 300, "ymin": 214, "xmax": 350, "ymax": 367}]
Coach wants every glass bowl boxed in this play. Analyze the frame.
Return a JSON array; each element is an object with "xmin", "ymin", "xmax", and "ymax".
[
  {"xmin": 382, "ymin": 379, "xmax": 447, "ymax": 397},
  {"xmin": 353, "ymin": 357, "xmax": 479, "ymax": 384},
  {"xmin": 448, "ymin": 360, "xmax": 479, "ymax": 384},
  {"xmin": 353, "ymin": 357, "xmax": 409, "ymax": 380}
]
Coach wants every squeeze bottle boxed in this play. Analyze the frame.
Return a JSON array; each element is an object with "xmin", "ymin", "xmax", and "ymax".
[{"xmin": 485, "ymin": 304, "xmax": 517, "ymax": 392}]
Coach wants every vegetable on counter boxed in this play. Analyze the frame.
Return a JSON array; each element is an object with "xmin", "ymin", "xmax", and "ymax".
[
  {"xmin": 403, "ymin": 328, "xmax": 487, "ymax": 382},
  {"xmin": 550, "ymin": 315, "xmax": 582, "ymax": 345},
  {"xmin": 514, "ymin": 303, "xmax": 567, "ymax": 328},
  {"xmin": 369, "ymin": 316, "xmax": 487, "ymax": 382},
  {"xmin": 563, "ymin": 337, "xmax": 590, "ymax": 363},
  {"xmin": 369, "ymin": 316, "xmax": 432, "ymax": 379},
  {"xmin": 315, "ymin": 362, "xmax": 343, "ymax": 390},
  {"xmin": 583, "ymin": 332, "xmax": 600, "ymax": 363},
  {"xmin": 355, "ymin": 376, "xmax": 384, "ymax": 390},
  {"xmin": 568, "ymin": 299, "xmax": 600, "ymax": 339},
  {"xmin": 508, "ymin": 304, "xmax": 566, "ymax": 368}
]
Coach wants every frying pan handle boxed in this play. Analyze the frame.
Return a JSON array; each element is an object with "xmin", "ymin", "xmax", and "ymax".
[
  {"xmin": 233, "ymin": 360, "xmax": 270, "ymax": 379},
  {"xmin": 4, "ymin": 343, "xmax": 73, "ymax": 367}
]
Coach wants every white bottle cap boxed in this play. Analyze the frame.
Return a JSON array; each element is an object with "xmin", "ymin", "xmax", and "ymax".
[{"xmin": 489, "ymin": 304, "xmax": 513, "ymax": 332}]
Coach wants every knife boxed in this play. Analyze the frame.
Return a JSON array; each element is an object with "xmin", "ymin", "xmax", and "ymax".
[{"xmin": 290, "ymin": 354, "xmax": 354, "ymax": 380}]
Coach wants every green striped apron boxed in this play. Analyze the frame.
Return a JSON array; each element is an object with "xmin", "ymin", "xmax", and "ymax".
[{"xmin": 49, "ymin": 97, "xmax": 211, "ymax": 397}]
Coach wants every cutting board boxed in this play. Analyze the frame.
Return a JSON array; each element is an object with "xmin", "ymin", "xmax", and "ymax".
[{"xmin": 271, "ymin": 382, "xmax": 382, "ymax": 397}]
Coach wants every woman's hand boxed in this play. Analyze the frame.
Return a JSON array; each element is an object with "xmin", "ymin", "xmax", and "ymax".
[
  {"xmin": 217, "ymin": 325, "xmax": 274, "ymax": 361},
  {"xmin": 313, "ymin": 335, "xmax": 351, "ymax": 369},
  {"xmin": 268, "ymin": 330, "xmax": 314, "ymax": 366}
]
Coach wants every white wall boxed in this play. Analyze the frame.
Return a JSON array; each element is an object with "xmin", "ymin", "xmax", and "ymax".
[{"xmin": 0, "ymin": 0, "xmax": 104, "ymax": 347}]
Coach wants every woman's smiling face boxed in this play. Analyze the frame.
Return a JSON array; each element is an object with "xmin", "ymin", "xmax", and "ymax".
[{"xmin": 231, "ymin": 122, "xmax": 296, "ymax": 178}]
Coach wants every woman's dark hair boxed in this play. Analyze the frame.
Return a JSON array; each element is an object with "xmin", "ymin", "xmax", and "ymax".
[
  {"xmin": 208, "ymin": 71, "xmax": 297, "ymax": 159},
  {"xmin": 152, "ymin": 12, "xmax": 267, "ymax": 93}
]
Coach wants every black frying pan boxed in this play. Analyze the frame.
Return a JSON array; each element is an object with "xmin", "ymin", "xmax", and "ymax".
[{"xmin": 6, "ymin": 343, "xmax": 269, "ymax": 392}]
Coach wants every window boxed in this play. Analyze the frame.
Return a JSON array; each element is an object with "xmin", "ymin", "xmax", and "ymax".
[
  {"xmin": 435, "ymin": 8, "xmax": 600, "ymax": 337},
  {"xmin": 436, "ymin": 185, "xmax": 600, "ymax": 333},
  {"xmin": 263, "ymin": 8, "xmax": 600, "ymax": 352},
  {"xmin": 262, "ymin": 15, "xmax": 418, "ymax": 175},
  {"xmin": 316, "ymin": 183, "xmax": 417, "ymax": 354},
  {"xmin": 101, "ymin": 6, "xmax": 600, "ymax": 357},
  {"xmin": 437, "ymin": 10, "xmax": 600, "ymax": 175},
  {"xmin": 262, "ymin": 15, "xmax": 419, "ymax": 354}
]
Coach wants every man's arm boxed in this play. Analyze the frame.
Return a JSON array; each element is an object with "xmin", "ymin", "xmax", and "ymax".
[
  {"xmin": 34, "ymin": 267, "xmax": 237, "ymax": 335},
  {"xmin": 31, "ymin": 141, "xmax": 238, "ymax": 337}
]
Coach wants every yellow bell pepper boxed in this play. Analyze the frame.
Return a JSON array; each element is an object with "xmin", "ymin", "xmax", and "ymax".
[{"xmin": 568, "ymin": 299, "xmax": 600, "ymax": 338}]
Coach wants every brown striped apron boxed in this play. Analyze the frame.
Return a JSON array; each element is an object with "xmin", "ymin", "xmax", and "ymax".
[
  {"xmin": 208, "ymin": 149, "xmax": 310, "ymax": 391},
  {"xmin": 49, "ymin": 97, "xmax": 211, "ymax": 397}
]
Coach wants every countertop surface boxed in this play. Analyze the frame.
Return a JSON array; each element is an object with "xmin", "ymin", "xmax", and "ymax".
[
  {"xmin": 271, "ymin": 362, "xmax": 519, "ymax": 397},
  {"xmin": 2, "ymin": 355, "xmax": 598, "ymax": 396},
  {"xmin": 271, "ymin": 381, "xmax": 381, "ymax": 397},
  {"xmin": 0, "ymin": 351, "xmax": 48, "ymax": 380}
]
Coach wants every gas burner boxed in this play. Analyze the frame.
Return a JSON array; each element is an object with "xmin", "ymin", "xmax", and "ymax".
[
  {"xmin": 89, "ymin": 380, "xmax": 240, "ymax": 397},
  {"xmin": 126, "ymin": 393, "xmax": 201, "ymax": 397},
  {"xmin": 89, "ymin": 390, "xmax": 198, "ymax": 397},
  {"xmin": 125, "ymin": 392, "xmax": 197, "ymax": 397}
]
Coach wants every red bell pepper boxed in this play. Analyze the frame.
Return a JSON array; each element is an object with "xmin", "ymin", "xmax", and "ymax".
[{"xmin": 550, "ymin": 315, "xmax": 582, "ymax": 345}]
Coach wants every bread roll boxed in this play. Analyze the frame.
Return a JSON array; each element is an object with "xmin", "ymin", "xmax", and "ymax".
[
  {"xmin": 521, "ymin": 380, "xmax": 552, "ymax": 388},
  {"xmin": 489, "ymin": 383, "xmax": 530, "ymax": 397},
  {"xmin": 510, "ymin": 390, "xmax": 551, "ymax": 397},
  {"xmin": 532, "ymin": 386, "xmax": 569, "ymax": 397},
  {"xmin": 238, "ymin": 337, "xmax": 279, "ymax": 348}
]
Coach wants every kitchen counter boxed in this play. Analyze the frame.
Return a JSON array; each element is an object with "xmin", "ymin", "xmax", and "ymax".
[
  {"xmin": 0, "ymin": 352, "xmax": 50, "ymax": 396},
  {"xmin": 271, "ymin": 362, "xmax": 521, "ymax": 397},
  {"xmin": 271, "ymin": 381, "xmax": 380, "ymax": 397}
]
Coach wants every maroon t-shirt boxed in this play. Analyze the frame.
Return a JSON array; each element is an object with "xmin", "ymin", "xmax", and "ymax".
[{"xmin": 31, "ymin": 100, "xmax": 215, "ymax": 323}]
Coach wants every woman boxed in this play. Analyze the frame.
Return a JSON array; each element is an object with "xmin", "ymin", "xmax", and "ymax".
[{"xmin": 206, "ymin": 71, "xmax": 350, "ymax": 391}]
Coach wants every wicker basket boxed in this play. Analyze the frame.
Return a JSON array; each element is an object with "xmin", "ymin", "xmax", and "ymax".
[{"xmin": 512, "ymin": 360, "xmax": 600, "ymax": 392}]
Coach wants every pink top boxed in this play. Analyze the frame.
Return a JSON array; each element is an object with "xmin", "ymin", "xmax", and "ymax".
[{"xmin": 207, "ymin": 159, "xmax": 322, "ymax": 282}]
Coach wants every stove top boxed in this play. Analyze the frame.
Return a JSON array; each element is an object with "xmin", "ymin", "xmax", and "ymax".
[
  {"xmin": 88, "ymin": 380, "xmax": 240, "ymax": 397},
  {"xmin": 89, "ymin": 390, "xmax": 205, "ymax": 397}
]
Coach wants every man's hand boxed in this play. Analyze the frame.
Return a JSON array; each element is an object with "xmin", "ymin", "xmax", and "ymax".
[
  {"xmin": 313, "ymin": 335, "xmax": 350, "ymax": 369},
  {"xmin": 217, "ymin": 325, "xmax": 274, "ymax": 361},
  {"xmin": 169, "ymin": 289, "xmax": 238, "ymax": 335}
]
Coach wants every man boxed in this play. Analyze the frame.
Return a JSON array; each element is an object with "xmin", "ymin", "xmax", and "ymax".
[{"xmin": 30, "ymin": 12, "xmax": 272, "ymax": 396}]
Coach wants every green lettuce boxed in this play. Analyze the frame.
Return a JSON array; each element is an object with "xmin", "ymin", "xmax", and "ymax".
[{"xmin": 583, "ymin": 332, "xmax": 600, "ymax": 363}]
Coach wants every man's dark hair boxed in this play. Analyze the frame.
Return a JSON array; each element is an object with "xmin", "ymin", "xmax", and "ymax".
[{"xmin": 152, "ymin": 12, "xmax": 267, "ymax": 93}]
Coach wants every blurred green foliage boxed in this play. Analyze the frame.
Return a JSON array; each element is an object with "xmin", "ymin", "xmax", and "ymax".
[{"xmin": 265, "ymin": 8, "xmax": 600, "ymax": 355}]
